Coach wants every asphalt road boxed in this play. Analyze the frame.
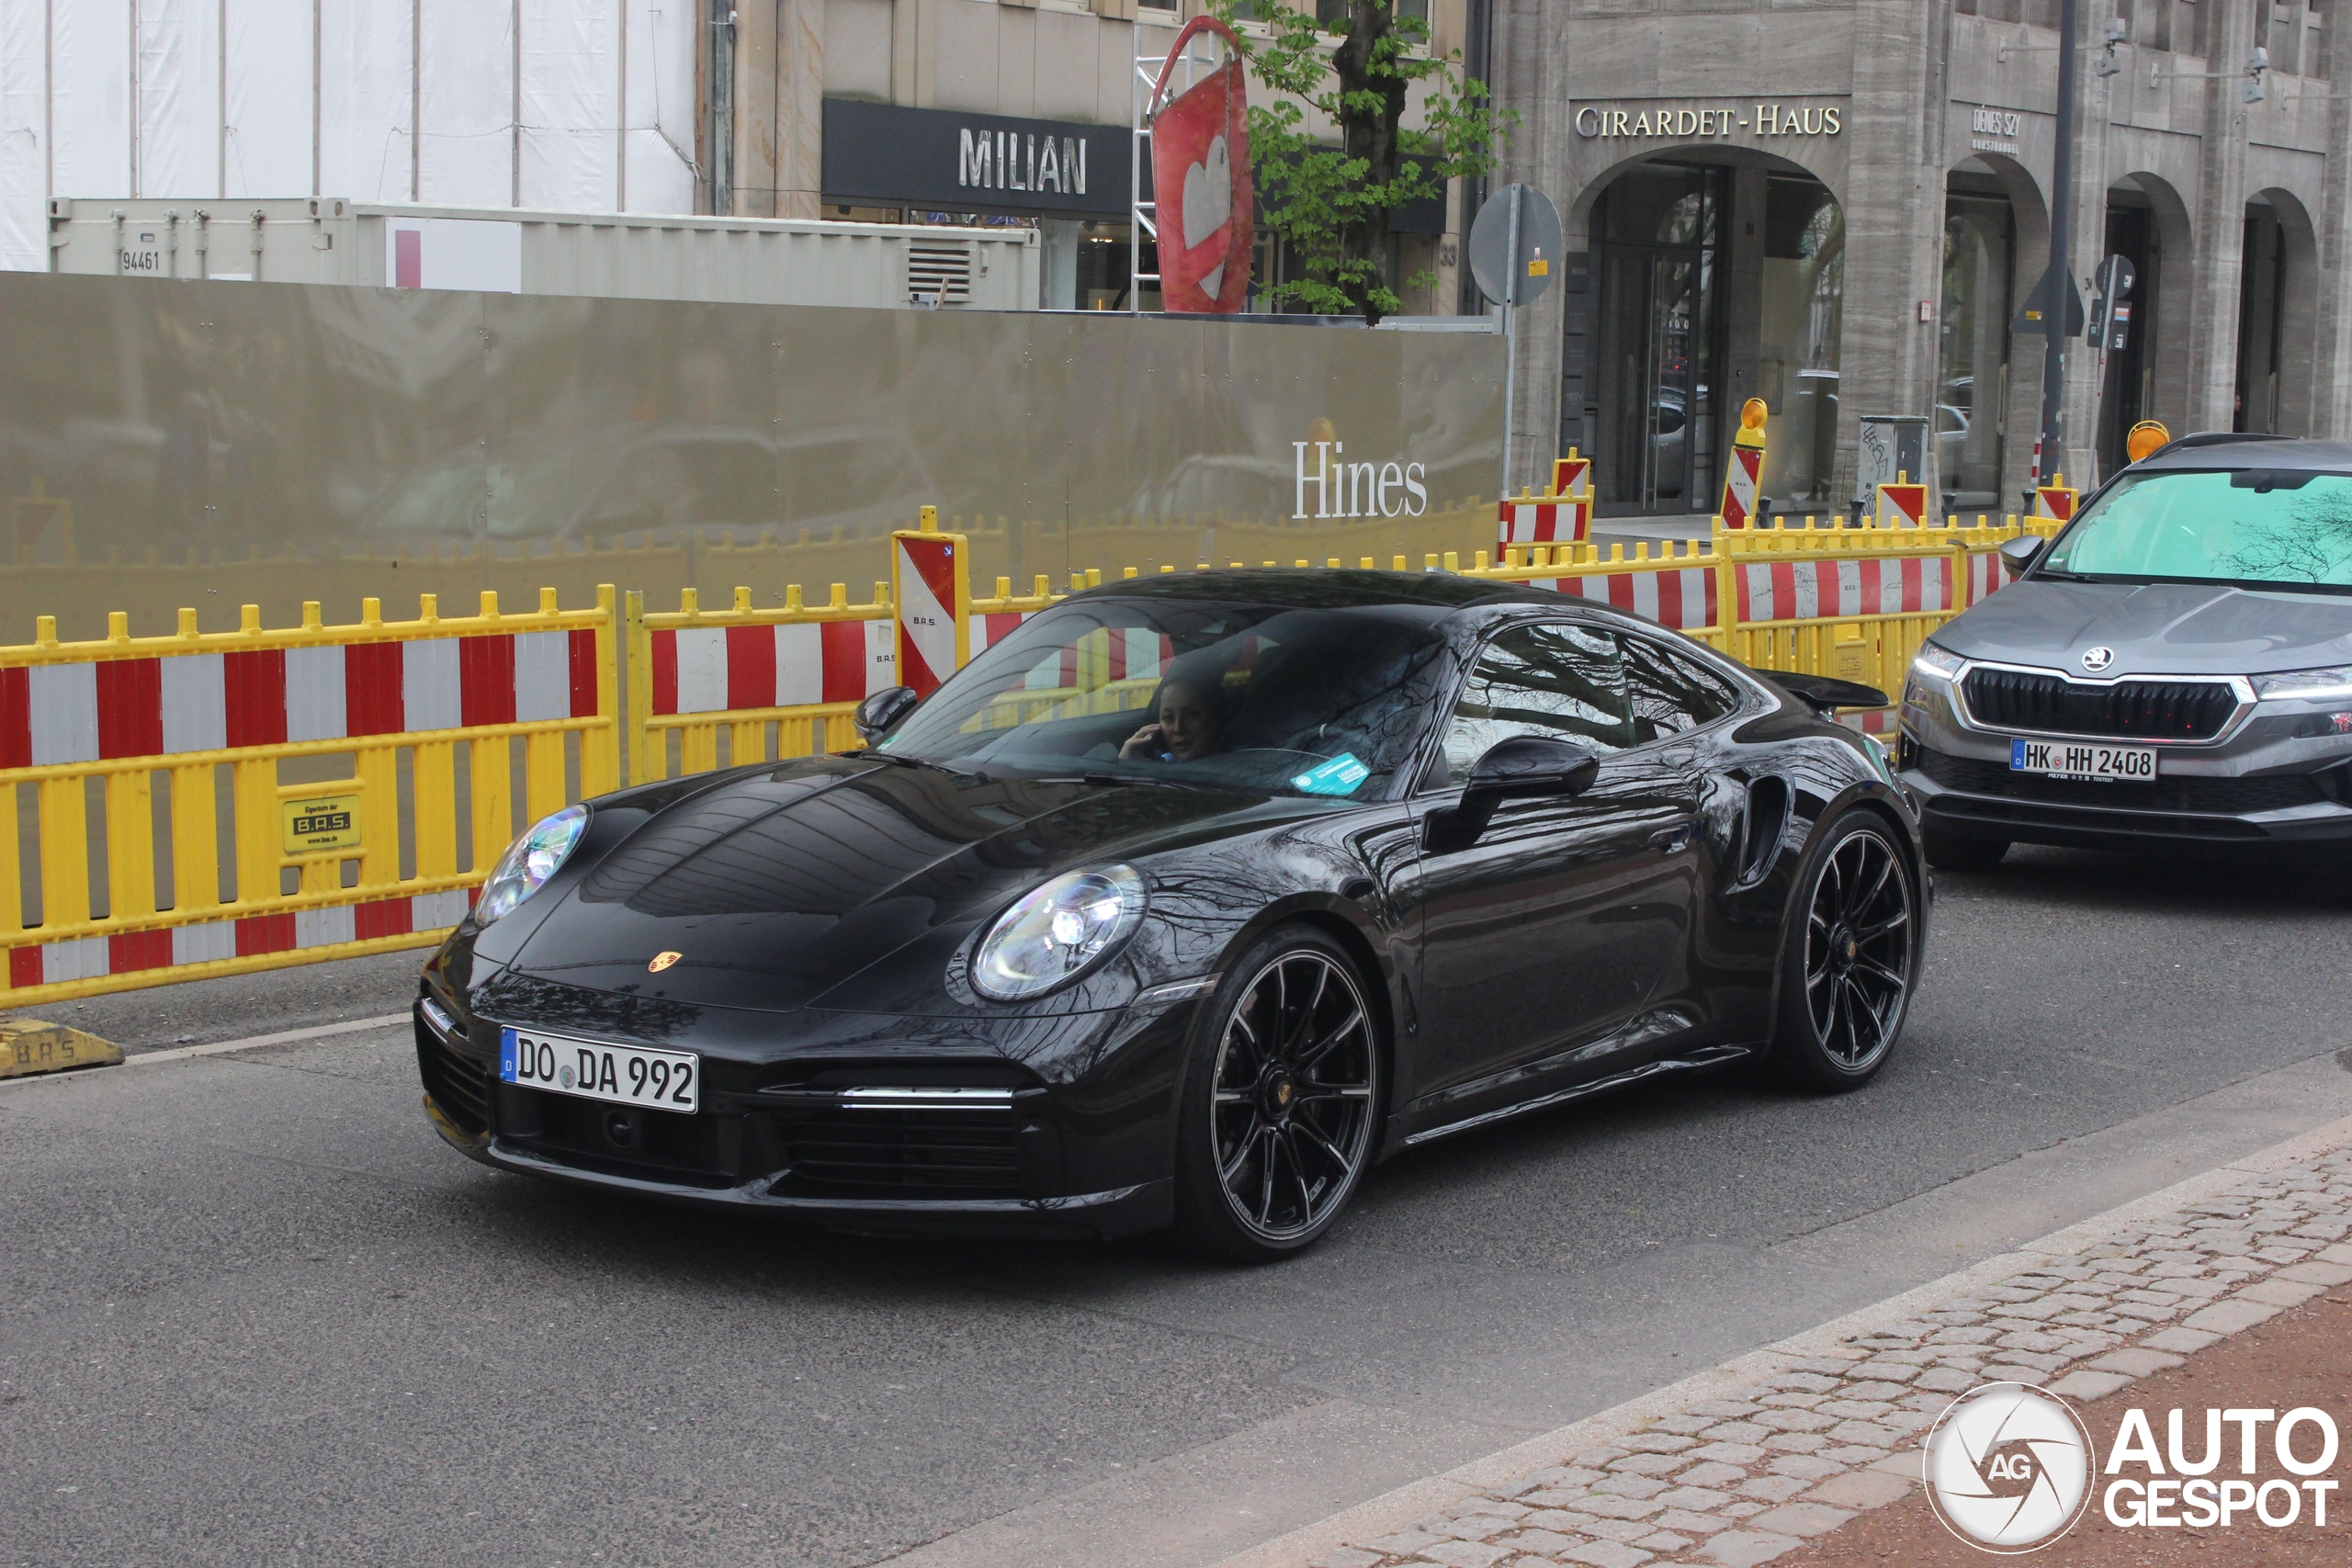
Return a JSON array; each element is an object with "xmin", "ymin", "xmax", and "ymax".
[{"xmin": 8, "ymin": 846, "xmax": 2352, "ymax": 1568}]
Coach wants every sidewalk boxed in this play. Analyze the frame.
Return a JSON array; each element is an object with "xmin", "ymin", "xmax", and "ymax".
[{"xmin": 1219, "ymin": 1117, "xmax": 2352, "ymax": 1568}]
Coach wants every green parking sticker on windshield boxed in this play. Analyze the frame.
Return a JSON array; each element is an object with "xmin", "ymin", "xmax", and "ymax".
[{"xmin": 1292, "ymin": 754, "xmax": 1370, "ymax": 796}]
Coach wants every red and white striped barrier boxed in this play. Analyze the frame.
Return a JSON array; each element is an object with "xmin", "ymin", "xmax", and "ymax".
[
  {"xmin": 1873, "ymin": 480, "xmax": 1929, "ymax": 527},
  {"xmin": 647, "ymin": 619, "xmax": 895, "ymax": 716},
  {"xmin": 1966, "ymin": 549, "xmax": 2012, "ymax": 605},
  {"xmin": 2032, "ymin": 481, "xmax": 2077, "ymax": 523},
  {"xmin": 7, "ymin": 888, "xmax": 474, "ymax": 990},
  {"xmin": 1498, "ymin": 496, "xmax": 1590, "ymax": 547},
  {"xmin": 1719, "ymin": 444, "xmax": 1762, "ymax": 530},
  {"xmin": 892, "ymin": 523, "xmax": 967, "ymax": 697},
  {"xmin": 1528, "ymin": 567, "xmax": 1719, "ymax": 631},
  {"xmin": 0, "ymin": 629, "xmax": 599, "ymax": 767},
  {"xmin": 1551, "ymin": 453, "xmax": 1593, "ymax": 501},
  {"xmin": 1735, "ymin": 556, "xmax": 1952, "ymax": 623},
  {"xmin": 970, "ymin": 611, "xmax": 1033, "ymax": 653}
]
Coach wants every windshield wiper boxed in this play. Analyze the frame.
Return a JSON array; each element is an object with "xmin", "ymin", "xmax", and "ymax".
[{"xmin": 861, "ymin": 751, "xmax": 989, "ymax": 784}]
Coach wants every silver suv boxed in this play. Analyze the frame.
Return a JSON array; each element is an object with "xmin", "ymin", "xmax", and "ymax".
[{"xmin": 1897, "ymin": 434, "xmax": 2352, "ymax": 869}]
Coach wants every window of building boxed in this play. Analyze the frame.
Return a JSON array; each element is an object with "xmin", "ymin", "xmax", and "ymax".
[
  {"xmin": 1758, "ymin": 175, "xmax": 1843, "ymax": 508},
  {"xmin": 1940, "ymin": 185, "xmax": 2015, "ymax": 511}
]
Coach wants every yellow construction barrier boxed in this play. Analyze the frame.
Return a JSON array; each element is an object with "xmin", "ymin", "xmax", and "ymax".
[
  {"xmin": 3, "ymin": 504, "xmax": 2076, "ymax": 1006},
  {"xmin": 1, "ymin": 588, "xmax": 618, "ymax": 1006}
]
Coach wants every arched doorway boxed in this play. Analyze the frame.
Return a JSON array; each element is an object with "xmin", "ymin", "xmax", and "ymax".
[
  {"xmin": 1566, "ymin": 152, "xmax": 1843, "ymax": 517},
  {"xmin": 2236, "ymin": 187, "xmax": 2320, "ymax": 434},
  {"xmin": 2097, "ymin": 173, "xmax": 2192, "ymax": 471}
]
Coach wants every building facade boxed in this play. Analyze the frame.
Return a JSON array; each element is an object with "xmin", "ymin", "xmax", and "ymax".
[{"xmin": 1482, "ymin": 0, "xmax": 2349, "ymax": 516}]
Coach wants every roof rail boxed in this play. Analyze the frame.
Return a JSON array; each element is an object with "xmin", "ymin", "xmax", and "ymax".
[{"xmin": 2152, "ymin": 431, "xmax": 2301, "ymax": 457}]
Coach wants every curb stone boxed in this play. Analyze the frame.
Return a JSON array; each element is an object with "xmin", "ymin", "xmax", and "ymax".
[{"xmin": 1211, "ymin": 1112, "xmax": 2352, "ymax": 1568}]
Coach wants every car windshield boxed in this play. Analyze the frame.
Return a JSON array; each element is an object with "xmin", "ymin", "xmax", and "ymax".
[
  {"xmin": 2041, "ymin": 468, "xmax": 2352, "ymax": 592},
  {"xmin": 877, "ymin": 595, "xmax": 1453, "ymax": 800}
]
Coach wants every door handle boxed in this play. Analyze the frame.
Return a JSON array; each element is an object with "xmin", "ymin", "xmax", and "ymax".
[{"xmin": 1648, "ymin": 820, "xmax": 1696, "ymax": 852}]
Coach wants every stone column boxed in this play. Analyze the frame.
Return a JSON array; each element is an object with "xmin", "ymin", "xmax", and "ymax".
[
  {"xmin": 2182, "ymin": 0, "xmax": 2254, "ymax": 433},
  {"xmin": 733, "ymin": 0, "xmax": 827, "ymax": 220},
  {"xmin": 1494, "ymin": 0, "xmax": 1569, "ymax": 498},
  {"xmin": 2060, "ymin": 5, "xmax": 2114, "ymax": 491},
  {"xmin": 1835, "ymin": 0, "xmax": 1945, "ymax": 510},
  {"xmin": 2304, "ymin": 85, "xmax": 2352, "ymax": 438}
]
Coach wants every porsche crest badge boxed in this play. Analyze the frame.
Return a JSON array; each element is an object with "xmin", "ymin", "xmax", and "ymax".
[{"xmin": 649, "ymin": 952, "xmax": 683, "ymax": 973}]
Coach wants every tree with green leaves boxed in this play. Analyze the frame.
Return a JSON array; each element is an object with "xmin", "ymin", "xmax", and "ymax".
[{"xmin": 1203, "ymin": 1, "xmax": 1509, "ymax": 324}]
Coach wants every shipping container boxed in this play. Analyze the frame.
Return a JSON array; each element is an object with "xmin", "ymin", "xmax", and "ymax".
[{"xmin": 42, "ymin": 198, "xmax": 1040, "ymax": 311}]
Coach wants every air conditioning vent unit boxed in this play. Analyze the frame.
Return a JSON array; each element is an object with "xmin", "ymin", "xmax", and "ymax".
[{"xmin": 907, "ymin": 242, "xmax": 976, "ymax": 306}]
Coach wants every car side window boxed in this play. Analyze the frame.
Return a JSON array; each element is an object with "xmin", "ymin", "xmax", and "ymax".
[
  {"xmin": 1438, "ymin": 623, "xmax": 1633, "ymax": 780},
  {"xmin": 1620, "ymin": 633, "xmax": 1742, "ymax": 742}
]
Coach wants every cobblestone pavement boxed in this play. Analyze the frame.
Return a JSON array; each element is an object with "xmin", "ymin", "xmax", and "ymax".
[{"xmin": 1295, "ymin": 1139, "xmax": 2352, "ymax": 1568}]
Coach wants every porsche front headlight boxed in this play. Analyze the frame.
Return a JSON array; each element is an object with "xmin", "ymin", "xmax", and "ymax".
[
  {"xmin": 970, "ymin": 865, "xmax": 1146, "ymax": 1001},
  {"xmin": 473, "ymin": 805, "xmax": 588, "ymax": 925}
]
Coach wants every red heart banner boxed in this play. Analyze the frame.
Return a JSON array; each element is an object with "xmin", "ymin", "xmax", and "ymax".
[{"xmin": 1148, "ymin": 17, "xmax": 1253, "ymax": 314}]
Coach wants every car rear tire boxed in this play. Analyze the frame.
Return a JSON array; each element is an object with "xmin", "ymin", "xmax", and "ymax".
[
  {"xmin": 1922, "ymin": 824, "xmax": 2008, "ymax": 872},
  {"xmin": 1766, "ymin": 811, "xmax": 1920, "ymax": 1092},
  {"xmin": 1170, "ymin": 925, "xmax": 1385, "ymax": 1263}
]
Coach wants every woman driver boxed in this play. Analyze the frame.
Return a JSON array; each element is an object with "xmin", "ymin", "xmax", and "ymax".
[{"xmin": 1119, "ymin": 660, "xmax": 1227, "ymax": 763}]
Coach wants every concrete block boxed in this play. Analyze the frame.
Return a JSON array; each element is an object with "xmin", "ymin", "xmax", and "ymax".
[
  {"xmin": 1694, "ymin": 1529, "xmax": 1804, "ymax": 1566},
  {"xmin": 2181, "ymin": 1298, "xmax": 2283, "ymax": 1334},
  {"xmin": 2138, "ymin": 1326, "xmax": 2222, "ymax": 1353},
  {"xmin": 1734, "ymin": 1475, "xmax": 1808, "ymax": 1503},
  {"xmin": 1744, "ymin": 1501, "xmax": 1857, "ymax": 1537},
  {"xmin": 2237, "ymin": 1279, "xmax": 2325, "ymax": 1309},
  {"xmin": 1559, "ymin": 1541, "xmax": 1655, "ymax": 1568},
  {"xmin": 2089, "ymin": 1348, "xmax": 2186, "ymax": 1376},
  {"xmin": 1578, "ymin": 1494, "xmax": 1666, "ymax": 1520},
  {"xmin": 2274, "ymin": 1260, "xmax": 2352, "ymax": 1287},
  {"xmin": 2045, "ymin": 1369, "xmax": 2136, "ymax": 1400},
  {"xmin": 1804, "ymin": 1470, "xmax": 1914, "ymax": 1510}
]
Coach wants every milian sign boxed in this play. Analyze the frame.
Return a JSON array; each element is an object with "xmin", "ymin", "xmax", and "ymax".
[{"xmin": 1575, "ymin": 102, "xmax": 1843, "ymax": 139}]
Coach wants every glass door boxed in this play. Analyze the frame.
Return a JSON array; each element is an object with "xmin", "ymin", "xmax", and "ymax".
[{"xmin": 1592, "ymin": 164, "xmax": 1723, "ymax": 515}]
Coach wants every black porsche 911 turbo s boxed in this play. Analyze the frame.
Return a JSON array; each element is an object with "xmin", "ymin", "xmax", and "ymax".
[{"xmin": 415, "ymin": 570, "xmax": 1926, "ymax": 1259}]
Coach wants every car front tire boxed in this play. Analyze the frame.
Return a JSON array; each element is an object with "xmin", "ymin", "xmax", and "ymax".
[
  {"xmin": 1170, "ymin": 925, "xmax": 1385, "ymax": 1263},
  {"xmin": 1767, "ymin": 810, "xmax": 1920, "ymax": 1092}
]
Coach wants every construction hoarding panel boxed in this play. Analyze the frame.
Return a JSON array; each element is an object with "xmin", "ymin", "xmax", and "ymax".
[{"xmin": 0, "ymin": 272, "xmax": 1501, "ymax": 643}]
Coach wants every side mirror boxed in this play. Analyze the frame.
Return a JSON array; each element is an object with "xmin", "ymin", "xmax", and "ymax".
[
  {"xmin": 1426, "ymin": 735, "xmax": 1600, "ymax": 853},
  {"xmin": 1999, "ymin": 535, "xmax": 2045, "ymax": 576},
  {"xmin": 854, "ymin": 685, "xmax": 920, "ymax": 741}
]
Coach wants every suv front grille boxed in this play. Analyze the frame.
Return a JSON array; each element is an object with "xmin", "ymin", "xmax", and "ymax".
[
  {"xmin": 1919, "ymin": 749, "xmax": 2326, "ymax": 814},
  {"xmin": 1961, "ymin": 666, "xmax": 2239, "ymax": 740}
]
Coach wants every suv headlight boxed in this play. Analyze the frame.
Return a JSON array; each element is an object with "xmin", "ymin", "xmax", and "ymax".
[
  {"xmin": 971, "ymin": 865, "xmax": 1146, "ymax": 1001},
  {"xmin": 474, "ymin": 805, "xmax": 589, "ymax": 925},
  {"xmin": 2254, "ymin": 665, "xmax": 2352, "ymax": 702},
  {"xmin": 1910, "ymin": 642, "xmax": 1966, "ymax": 682}
]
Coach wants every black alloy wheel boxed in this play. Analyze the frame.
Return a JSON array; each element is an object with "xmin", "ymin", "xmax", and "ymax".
[
  {"xmin": 1172, "ymin": 926, "xmax": 1383, "ymax": 1261},
  {"xmin": 1769, "ymin": 811, "xmax": 1918, "ymax": 1090}
]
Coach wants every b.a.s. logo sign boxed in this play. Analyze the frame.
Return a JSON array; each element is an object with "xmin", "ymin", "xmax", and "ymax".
[{"xmin": 1148, "ymin": 17, "xmax": 1252, "ymax": 314}]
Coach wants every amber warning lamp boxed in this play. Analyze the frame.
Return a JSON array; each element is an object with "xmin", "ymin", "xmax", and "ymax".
[
  {"xmin": 2125, "ymin": 419, "xmax": 2170, "ymax": 463},
  {"xmin": 1735, "ymin": 398, "xmax": 1769, "ymax": 450}
]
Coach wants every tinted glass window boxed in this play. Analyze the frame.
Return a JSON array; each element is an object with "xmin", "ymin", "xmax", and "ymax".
[
  {"xmin": 878, "ymin": 596, "xmax": 1450, "ymax": 801},
  {"xmin": 1441, "ymin": 623, "xmax": 1632, "ymax": 777},
  {"xmin": 1621, "ymin": 634, "xmax": 1740, "ymax": 741}
]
